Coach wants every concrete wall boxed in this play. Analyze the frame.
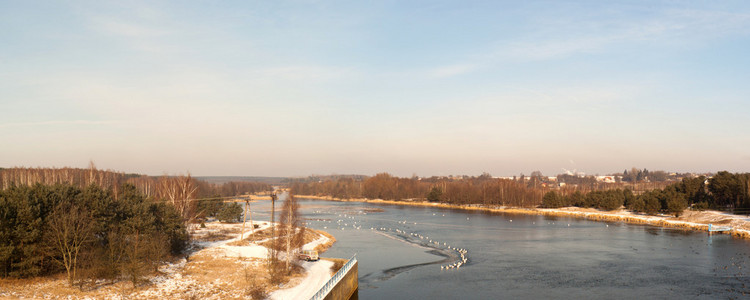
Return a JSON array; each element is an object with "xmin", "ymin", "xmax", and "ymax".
[{"xmin": 324, "ymin": 261, "xmax": 358, "ymax": 300}]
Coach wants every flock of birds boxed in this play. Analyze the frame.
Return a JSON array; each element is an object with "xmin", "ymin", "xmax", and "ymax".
[
  {"xmin": 373, "ymin": 225, "xmax": 471, "ymax": 271},
  {"xmin": 310, "ymin": 210, "xmax": 473, "ymax": 271},
  {"xmin": 308, "ymin": 209, "xmax": 613, "ymax": 272}
]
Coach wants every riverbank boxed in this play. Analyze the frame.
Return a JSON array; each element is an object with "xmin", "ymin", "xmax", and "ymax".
[
  {"xmin": 0, "ymin": 221, "xmax": 337, "ymax": 299},
  {"xmin": 298, "ymin": 195, "xmax": 750, "ymax": 239}
]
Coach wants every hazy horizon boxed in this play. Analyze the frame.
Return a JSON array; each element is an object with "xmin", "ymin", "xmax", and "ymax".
[{"xmin": 2, "ymin": 1, "xmax": 750, "ymax": 177}]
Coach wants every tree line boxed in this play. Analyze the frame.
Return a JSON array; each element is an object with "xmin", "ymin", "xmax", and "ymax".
[
  {"xmin": 291, "ymin": 171, "xmax": 750, "ymax": 215},
  {"xmin": 0, "ymin": 183, "xmax": 188, "ymax": 287},
  {"xmin": 1, "ymin": 166, "xmax": 271, "ymax": 226},
  {"xmin": 542, "ymin": 171, "xmax": 750, "ymax": 216},
  {"xmin": 290, "ymin": 172, "xmax": 674, "ymax": 208},
  {"xmin": 291, "ymin": 173, "xmax": 546, "ymax": 207},
  {"xmin": 0, "ymin": 166, "xmax": 271, "ymax": 200}
]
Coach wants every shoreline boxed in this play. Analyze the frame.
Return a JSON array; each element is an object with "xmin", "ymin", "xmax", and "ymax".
[{"xmin": 297, "ymin": 195, "xmax": 750, "ymax": 239}]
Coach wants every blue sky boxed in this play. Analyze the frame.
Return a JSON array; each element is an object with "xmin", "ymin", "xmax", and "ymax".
[{"xmin": 2, "ymin": 0, "xmax": 750, "ymax": 177}]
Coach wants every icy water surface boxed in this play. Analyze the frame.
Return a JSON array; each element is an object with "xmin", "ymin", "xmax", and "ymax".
[{"xmin": 251, "ymin": 197, "xmax": 750, "ymax": 299}]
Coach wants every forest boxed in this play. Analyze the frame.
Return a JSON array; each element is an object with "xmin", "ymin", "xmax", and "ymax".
[
  {"xmin": 291, "ymin": 171, "xmax": 750, "ymax": 215},
  {"xmin": 290, "ymin": 172, "xmax": 669, "ymax": 208},
  {"xmin": 0, "ymin": 166, "xmax": 270, "ymax": 199},
  {"xmin": 292, "ymin": 173, "xmax": 550, "ymax": 207},
  {"xmin": 0, "ymin": 167, "xmax": 272, "ymax": 286},
  {"xmin": 542, "ymin": 171, "xmax": 750, "ymax": 216}
]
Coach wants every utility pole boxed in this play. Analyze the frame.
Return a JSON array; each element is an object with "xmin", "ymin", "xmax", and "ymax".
[
  {"xmin": 286, "ymin": 196, "xmax": 292, "ymax": 271},
  {"xmin": 271, "ymin": 192, "xmax": 277, "ymax": 256},
  {"xmin": 241, "ymin": 198, "xmax": 249, "ymax": 240},
  {"xmin": 248, "ymin": 198, "xmax": 254, "ymax": 241}
]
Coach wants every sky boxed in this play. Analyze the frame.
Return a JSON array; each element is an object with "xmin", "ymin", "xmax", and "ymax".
[{"xmin": 1, "ymin": 0, "xmax": 750, "ymax": 177}]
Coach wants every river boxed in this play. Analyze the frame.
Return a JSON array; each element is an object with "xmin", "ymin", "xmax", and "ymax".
[{"xmin": 250, "ymin": 196, "xmax": 750, "ymax": 299}]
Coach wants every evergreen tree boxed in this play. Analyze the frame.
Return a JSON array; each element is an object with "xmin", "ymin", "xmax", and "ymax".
[{"xmin": 427, "ymin": 187, "xmax": 443, "ymax": 202}]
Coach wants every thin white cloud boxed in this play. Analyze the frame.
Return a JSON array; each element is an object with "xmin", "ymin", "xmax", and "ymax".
[
  {"xmin": 93, "ymin": 18, "xmax": 169, "ymax": 38},
  {"xmin": 429, "ymin": 63, "xmax": 480, "ymax": 78},
  {"xmin": 0, "ymin": 120, "xmax": 118, "ymax": 129},
  {"xmin": 431, "ymin": 7, "xmax": 750, "ymax": 77},
  {"xmin": 252, "ymin": 65, "xmax": 355, "ymax": 82}
]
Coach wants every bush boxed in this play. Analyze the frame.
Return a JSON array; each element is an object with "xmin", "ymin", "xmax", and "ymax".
[
  {"xmin": 584, "ymin": 191, "xmax": 601, "ymax": 208},
  {"xmin": 569, "ymin": 191, "xmax": 585, "ymax": 207},
  {"xmin": 666, "ymin": 194, "xmax": 688, "ymax": 217},
  {"xmin": 691, "ymin": 202, "xmax": 710, "ymax": 211},
  {"xmin": 623, "ymin": 189, "xmax": 635, "ymax": 208},
  {"xmin": 640, "ymin": 191, "xmax": 662, "ymax": 215},
  {"xmin": 331, "ymin": 259, "xmax": 345, "ymax": 273},
  {"xmin": 218, "ymin": 203, "xmax": 244, "ymax": 223},
  {"xmin": 598, "ymin": 192, "xmax": 623, "ymax": 211},
  {"xmin": 542, "ymin": 191, "xmax": 563, "ymax": 208},
  {"xmin": 427, "ymin": 187, "xmax": 442, "ymax": 202},
  {"xmin": 626, "ymin": 196, "xmax": 645, "ymax": 212}
]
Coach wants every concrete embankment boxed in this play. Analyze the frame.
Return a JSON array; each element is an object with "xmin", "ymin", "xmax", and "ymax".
[
  {"xmin": 297, "ymin": 195, "xmax": 750, "ymax": 239},
  {"xmin": 324, "ymin": 260, "xmax": 358, "ymax": 300},
  {"xmin": 310, "ymin": 256, "xmax": 358, "ymax": 300}
]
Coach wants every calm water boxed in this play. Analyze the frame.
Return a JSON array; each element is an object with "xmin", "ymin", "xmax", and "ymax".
[{"xmin": 250, "ymin": 196, "xmax": 750, "ymax": 299}]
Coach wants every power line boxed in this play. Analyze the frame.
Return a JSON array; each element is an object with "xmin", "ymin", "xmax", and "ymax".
[{"xmin": 146, "ymin": 194, "xmax": 274, "ymax": 204}]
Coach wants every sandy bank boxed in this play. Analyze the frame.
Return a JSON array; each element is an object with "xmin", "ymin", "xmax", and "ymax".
[{"xmin": 298, "ymin": 195, "xmax": 750, "ymax": 239}]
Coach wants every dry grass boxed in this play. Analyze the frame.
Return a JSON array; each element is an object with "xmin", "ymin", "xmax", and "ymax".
[
  {"xmin": 0, "ymin": 271, "xmax": 142, "ymax": 299},
  {"xmin": 0, "ymin": 221, "xmax": 336, "ymax": 299},
  {"xmin": 323, "ymin": 258, "xmax": 347, "ymax": 274},
  {"xmin": 312, "ymin": 229, "xmax": 336, "ymax": 253},
  {"xmin": 179, "ymin": 249, "xmax": 265, "ymax": 299},
  {"xmin": 193, "ymin": 223, "xmax": 242, "ymax": 242},
  {"xmin": 227, "ymin": 227, "xmax": 276, "ymax": 246}
]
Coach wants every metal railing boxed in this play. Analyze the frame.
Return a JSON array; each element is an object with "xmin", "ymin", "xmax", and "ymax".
[{"xmin": 310, "ymin": 255, "xmax": 357, "ymax": 300}]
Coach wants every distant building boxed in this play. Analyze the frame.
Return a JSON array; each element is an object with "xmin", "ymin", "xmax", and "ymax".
[{"xmin": 595, "ymin": 176, "xmax": 618, "ymax": 183}]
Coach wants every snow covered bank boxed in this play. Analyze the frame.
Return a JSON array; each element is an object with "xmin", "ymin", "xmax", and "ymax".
[{"xmin": 269, "ymin": 260, "xmax": 334, "ymax": 300}]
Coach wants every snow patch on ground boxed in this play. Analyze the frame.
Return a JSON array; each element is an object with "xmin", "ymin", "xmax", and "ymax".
[
  {"xmin": 269, "ymin": 259, "xmax": 334, "ymax": 300},
  {"xmin": 136, "ymin": 259, "xmax": 195, "ymax": 298},
  {"xmin": 303, "ymin": 235, "xmax": 330, "ymax": 251},
  {"xmin": 537, "ymin": 207, "xmax": 750, "ymax": 233},
  {"xmin": 220, "ymin": 244, "xmax": 269, "ymax": 258}
]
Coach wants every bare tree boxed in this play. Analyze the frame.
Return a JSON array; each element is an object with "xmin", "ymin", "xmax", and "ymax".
[
  {"xmin": 279, "ymin": 193, "xmax": 302, "ymax": 272},
  {"xmin": 266, "ymin": 192, "xmax": 284, "ymax": 283},
  {"xmin": 46, "ymin": 203, "xmax": 94, "ymax": 286},
  {"xmin": 157, "ymin": 174, "xmax": 198, "ymax": 225}
]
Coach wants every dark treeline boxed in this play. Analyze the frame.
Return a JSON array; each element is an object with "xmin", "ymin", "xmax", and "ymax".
[
  {"xmin": 291, "ymin": 173, "xmax": 545, "ymax": 207},
  {"xmin": 0, "ymin": 183, "xmax": 187, "ymax": 287},
  {"xmin": 1, "ymin": 167, "xmax": 270, "ymax": 225},
  {"xmin": 292, "ymin": 171, "xmax": 750, "ymax": 215},
  {"xmin": 0, "ymin": 167, "xmax": 273, "ymax": 286},
  {"xmin": 543, "ymin": 171, "xmax": 750, "ymax": 216}
]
